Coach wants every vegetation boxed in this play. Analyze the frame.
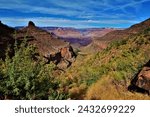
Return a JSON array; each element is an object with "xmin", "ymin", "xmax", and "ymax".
[
  {"xmin": 58, "ymin": 28, "xmax": 150, "ymax": 99},
  {"xmin": 0, "ymin": 39, "xmax": 62, "ymax": 99},
  {"xmin": 1, "ymin": 27, "xmax": 150, "ymax": 100}
]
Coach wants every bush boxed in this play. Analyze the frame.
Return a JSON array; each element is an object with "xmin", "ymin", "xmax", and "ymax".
[{"xmin": 0, "ymin": 40, "xmax": 58, "ymax": 99}]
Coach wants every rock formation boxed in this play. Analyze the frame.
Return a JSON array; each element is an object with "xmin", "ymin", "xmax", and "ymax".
[
  {"xmin": 135, "ymin": 66, "xmax": 150, "ymax": 94},
  {"xmin": 60, "ymin": 45, "xmax": 76, "ymax": 62},
  {"xmin": 17, "ymin": 21, "xmax": 69, "ymax": 55},
  {"xmin": 90, "ymin": 18, "xmax": 150, "ymax": 52},
  {"xmin": 16, "ymin": 21, "xmax": 76, "ymax": 69},
  {"xmin": 45, "ymin": 45, "xmax": 76, "ymax": 69},
  {"xmin": 57, "ymin": 45, "xmax": 76, "ymax": 69},
  {"xmin": 129, "ymin": 60, "xmax": 150, "ymax": 94},
  {"xmin": 28, "ymin": 21, "xmax": 36, "ymax": 27},
  {"xmin": 0, "ymin": 21, "xmax": 76, "ymax": 69}
]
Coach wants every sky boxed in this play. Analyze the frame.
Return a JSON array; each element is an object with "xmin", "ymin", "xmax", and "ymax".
[{"xmin": 0, "ymin": 0, "xmax": 150, "ymax": 28}]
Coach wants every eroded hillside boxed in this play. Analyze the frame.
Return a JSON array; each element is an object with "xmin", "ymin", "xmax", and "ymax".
[
  {"xmin": 57, "ymin": 20, "xmax": 150, "ymax": 99},
  {"xmin": 1, "ymin": 19, "xmax": 150, "ymax": 100}
]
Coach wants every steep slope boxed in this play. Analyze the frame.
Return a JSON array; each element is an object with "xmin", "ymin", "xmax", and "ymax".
[
  {"xmin": 99, "ymin": 18, "xmax": 150, "ymax": 41},
  {"xmin": 87, "ymin": 18, "xmax": 150, "ymax": 52},
  {"xmin": 58, "ymin": 19, "xmax": 150, "ymax": 99},
  {"xmin": 0, "ymin": 21, "xmax": 75, "ymax": 69},
  {"xmin": 0, "ymin": 21, "xmax": 15, "ymax": 59},
  {"xmin": 127, "ymin": 18, "xmax": 150, "ymax": 33},
  {"xmin": 16, "ymin": 21, "xmax": 76, "ymax": 69},
  {"xmin": 16, "ymin": 21, "xmax": 69, "ymax": 56},
  {"xmin": 85, "ymin": 29, "xmax": 150, "ymax": 99}
]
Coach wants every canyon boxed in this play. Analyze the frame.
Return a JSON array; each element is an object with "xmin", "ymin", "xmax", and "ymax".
[{"xmin": 1, "ymin": 18, "xmax": 150, "ymax": 99}]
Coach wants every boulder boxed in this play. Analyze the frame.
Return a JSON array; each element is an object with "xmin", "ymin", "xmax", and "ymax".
[
  {"xmin": 130, "ymin": 60, "xmax": 150, "ymax": 94},
  {"xmin": 135, "ymin": 66, "xmax": 150, "ymax": 93},
  {"xmin": 60, "ymin": 45, "xmax": 76, "ymax": 62},
  {"xmin": 58, "ymin": 46, "xmax": 76, "ymax": 69}
]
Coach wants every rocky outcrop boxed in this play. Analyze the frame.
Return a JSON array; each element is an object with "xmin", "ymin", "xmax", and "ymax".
[
  {"xmin": 57, "ymin": 45, "xmax": 76, "ymax": 69},
  {"xmin": 16, "ymin": 21, "xmax": 77, "ymax": 69},
  {"xmin": 60, "ymin": 46, "xmax": 76, "ymax": 62},
  {"xmin": 129, "ymin": 60, "xmax": 150, "ymax": 94},
  {"xmin": 16, "ymin": 21, "xmax": 69, "ymax": 54},
  {"xmin": 45, "ymin": 45, "xmax": 76, "ymax": 69},
  {"xmin": 28, "ymin": 21, "xmax": 36, "ymax": 27},
  {"xmin": 135, "ymin": 66, "xmax": 150, "ymax": 94},
  {"xmin": 0, "ymin": 21, "xmax": 76, "ymax": 69},
  {"xmin": 17, "ymin": 21, "xmax": 76, "ymax": 69}
]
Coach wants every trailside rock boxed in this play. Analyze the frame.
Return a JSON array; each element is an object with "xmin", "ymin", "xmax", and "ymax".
[{"xmin": 135, "ymin": 66, "xmax": 150, "ymax": 94}]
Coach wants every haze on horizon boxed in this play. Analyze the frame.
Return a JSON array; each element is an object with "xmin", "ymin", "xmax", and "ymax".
[{"xmin": 0, "ymin": 0, "xmax": 150, "ymax": 28}]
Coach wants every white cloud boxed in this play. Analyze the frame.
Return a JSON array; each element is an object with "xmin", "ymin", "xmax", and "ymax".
[
  {"xmin": 0, "ymin": 17, "xmax": 140, "ymax": 28},
  {"xmin": 103, "ymin": 0, "xmax": 150, "ymax": 12},
  {"xmin": 0, "ymin": 0, "xmax": 147, "ymax": 18},
  {"xmin": 0, "ymin": 0, "xmax": 82, "ymax": 17},
  {"xmin": 0, "ymin": 0, "xmax": 149, "ymax": 28}
]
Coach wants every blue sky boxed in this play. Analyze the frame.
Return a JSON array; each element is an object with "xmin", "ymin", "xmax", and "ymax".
[{"xmin": 0, "ymin": 0, "xmax": 150, "ymax": 28}]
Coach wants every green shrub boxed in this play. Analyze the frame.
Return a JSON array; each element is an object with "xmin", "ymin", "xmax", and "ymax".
[{"xmin": 0, "ymin": 40, "xmax": 59, "ymax": 99}]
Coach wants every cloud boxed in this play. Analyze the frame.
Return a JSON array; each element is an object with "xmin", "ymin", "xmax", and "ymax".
[
  {"xmin": 0, "ymin": 0, "xmax": 149, "ymax": 28},
  {"xmin": 0, "ymin": 2, "xmax": 79, "ymax": 17},
  {"xmin": 103, "ymin": 0, "xmax": 150, "ymax": 12},
  {"xmin": 0, "ymin": 17, "xmax": 140, "ymax": 28},
  {"xmin": 0, "ymin": 0, "xmax": 143, "ymax": 18}
]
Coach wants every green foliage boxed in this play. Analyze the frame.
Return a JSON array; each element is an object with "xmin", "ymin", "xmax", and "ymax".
[
  {"xmin": 0, "ymin": 40, "xmax": 59, "ymax": 99},
  {"xmin": 3, "ymin": 29, "xmax": 149, "ymax": 100},
  {"xmin": 105, "ymin": 39, "xmax": 127, "ymax": 52},
  {"xmin": 59, "ymin": 30, "xmax": 150, "ymax": 99}
]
